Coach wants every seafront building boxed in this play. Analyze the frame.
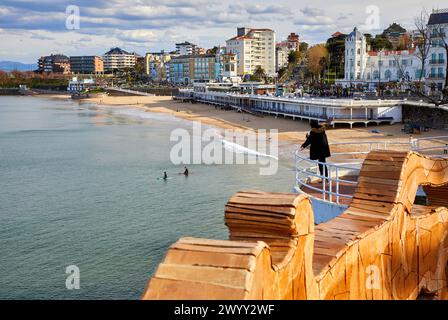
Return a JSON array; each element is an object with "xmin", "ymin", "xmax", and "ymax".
[
  {"xmin": 338, "ymin": 27, "xmax": 420, "ymax": 88},
  {"xmin": 169, "ymin": 55, "xmax": 192, "ymax": 84},
  {"xmin": 426, "ymin": 9, "xmax": 448, "ymax": 91},
  {"xmin": 176, "ymin": 82, "xmax": 403, "ymax": 128},
  {"xmin": 38, "ymin": 54, "xmax": 71, "ymax": 74},
  {"xmin": 337, "ymin": 9, "xmax": 447, "ymax": 92},
  {"xmin": 168, "ymin": 51, "xmax": 239, "ymax": 85},
  {"xmin": 145, "ymin": 51, "xmax": 172, "ymax": 81},
  {"xmin": 226, "ymin": 27, "xmax": 276, "ymax": 77},
  {"xmin": 102, "ymin": 47, "xmax": 137, "ymax": 72},
  {"xmin": 175, "ymin": 41, "xmax": 204, "ymax": 55},
  {"xmin": 69, "ymin": 56, "xmax": 104, "ymax": 74}
]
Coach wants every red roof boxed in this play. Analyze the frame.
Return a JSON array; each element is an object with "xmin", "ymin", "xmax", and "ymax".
[
  {"xmin": 367, "ymin": 47, "xmax": 416, "ymax": 56},
  {"xmin": 332, "ymin": 31, "xmax": 344, "ymax": 37},
  {"xmin": 227, "ymin": 35, "xmax": 255, "ymax": 41}
]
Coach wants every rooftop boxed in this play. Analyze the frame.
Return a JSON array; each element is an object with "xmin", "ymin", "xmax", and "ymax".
[
  {"xmin": 428, "ymin": 9, "xmax": 448, "ymax": 25},
  {"xmin": 104, "ymin": 47, "xmax": 131, "ymax": 55}
]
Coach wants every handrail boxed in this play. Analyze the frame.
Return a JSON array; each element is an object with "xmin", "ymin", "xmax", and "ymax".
[{"xmin": 295, "ymin": 137, "xmax": 448, "ymax": 205}]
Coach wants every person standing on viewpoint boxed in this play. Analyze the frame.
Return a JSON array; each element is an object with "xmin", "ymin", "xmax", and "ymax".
[{"xmin": 300, "ymin": 120, "xmax": 331, "ymax": 181}]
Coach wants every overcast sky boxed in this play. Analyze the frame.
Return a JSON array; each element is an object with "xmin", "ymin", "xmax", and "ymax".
[{"xmin": 0, "ymin": 0, "xmax": 446, "ymax": 63}]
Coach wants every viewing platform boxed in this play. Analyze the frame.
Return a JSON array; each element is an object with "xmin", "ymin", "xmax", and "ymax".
[
  {"xmin": 294, "ymin": 136, "xmax": 448, "ymax": 222},
  {"xmin": 142, "ymin": 150, "xmax": 448, "ymax": 300}
]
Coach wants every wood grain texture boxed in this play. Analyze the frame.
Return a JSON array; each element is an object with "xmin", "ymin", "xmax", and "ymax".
[{"xmin": 142, "ymin": 151, "xmax": 448, "ymax": 300}]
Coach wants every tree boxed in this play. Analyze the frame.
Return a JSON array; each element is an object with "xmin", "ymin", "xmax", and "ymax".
[
  {"xmin": 252, "ymin": 66, "xmax": 267, "ymax": 83},
  {"xmin": 288, "ymin": 51, "xmax": 301, "ymax": 64},
  {"xmin": 307, "ymin": 44, "xmax": 329, "ymax": 81},
  {"xmin": 326, "ymin": 33, "xmax": 347, "ymax": 79},
  {"xmin": 368, "ymin": 35, "xmax": 393, "ymax": 51},
  {"xmin": 414, "ymin": 9, "xmax": 431, "ymax": 83},
  {"xmin": 207, "ymin": 46, "xmax": 219, "ymax": 55},
  {"xmin": 398, "ymin": 9, "xmax": 448, "ymax": 106},
  {"xmin": 299, "ymin": 42, "xmax": 309, "ymax": 53}
]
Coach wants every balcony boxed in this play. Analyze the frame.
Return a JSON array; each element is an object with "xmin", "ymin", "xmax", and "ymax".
[
  {"xmin": 428, "ymin": 73, "xmax": 445, "ymax": 79},
  {"xmin": 429, "ymin": 59, "xmax": 446, "ymax": 64},
  {"xmin": 430, "ymin": 32, "xmax": 446, "ymax": 39}
]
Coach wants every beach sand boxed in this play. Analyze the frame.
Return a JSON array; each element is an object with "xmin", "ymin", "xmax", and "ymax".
[{"xmin": 41, "ymin": 94, "xmax": 447, "ymax": 155}]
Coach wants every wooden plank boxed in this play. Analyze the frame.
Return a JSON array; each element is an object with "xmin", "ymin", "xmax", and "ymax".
[{"xmin": 155, "ymin": 263, "xmax": 249, "ymax": 288}]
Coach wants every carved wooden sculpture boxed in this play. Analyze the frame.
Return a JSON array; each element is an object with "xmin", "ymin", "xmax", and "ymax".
[{"xmin": 142, "ymin": 151, "xmax": 448, "ymax": 300}]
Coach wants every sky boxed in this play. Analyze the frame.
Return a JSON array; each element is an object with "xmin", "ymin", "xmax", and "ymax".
[{"xmin": 0, "ymin": 0, "xmax": 446, "ymax": 63}]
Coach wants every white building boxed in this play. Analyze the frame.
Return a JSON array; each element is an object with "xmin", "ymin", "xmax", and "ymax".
[
  {"xmin": 226, "ymin": 27, "xmax": 276, "ymax": 77},
  {"xmin": 426, "ymin": 9, "xmax": 448, "ymax": 92},
  {"xmin": 103, "ymin": 47, "xmax": 136, "ymax": 72},
  {"xmin": 275, "ymin": 43, "xmax": 290, "ymax": 71},
  {"xmin": 338, "ymin": 27, "xmax": 420, "ymax": 89},
  {"xmin": 338, "ymin": 9, "xmax": 448, "ymax": 92},
  {"xmin": 175, "ymin": 41, "xmax": 203, "ymax": 55}
]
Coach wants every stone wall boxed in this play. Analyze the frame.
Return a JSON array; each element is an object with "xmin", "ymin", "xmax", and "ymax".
[{"xmin": 402, "ymin": 104, "xmax": 448, "ymax": 129}]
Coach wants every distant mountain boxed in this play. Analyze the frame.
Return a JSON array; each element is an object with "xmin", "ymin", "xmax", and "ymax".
[{"xmin": 0, "ymin": 61, "xmax": 37, "ymax": 72}]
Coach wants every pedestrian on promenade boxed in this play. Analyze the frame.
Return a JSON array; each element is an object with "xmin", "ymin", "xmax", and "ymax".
[{"xmin": 300, "ymin": 120, "xmax": 331, "ymax": 181}]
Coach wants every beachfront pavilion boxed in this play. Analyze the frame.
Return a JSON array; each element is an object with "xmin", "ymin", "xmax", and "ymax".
[{"xmin": 184, "ymin": 90, "xmax": 402, "ymax": 128}]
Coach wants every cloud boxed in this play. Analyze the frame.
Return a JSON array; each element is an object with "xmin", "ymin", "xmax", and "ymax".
[{"xmin": 116, "ymin": 30, "xmax": 158, "ymax": 43}]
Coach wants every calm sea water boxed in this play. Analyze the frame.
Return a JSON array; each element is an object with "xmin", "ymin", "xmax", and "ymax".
[{"xmin": 0, "ymin": 96, "xmax": 297, "ymax": 299}]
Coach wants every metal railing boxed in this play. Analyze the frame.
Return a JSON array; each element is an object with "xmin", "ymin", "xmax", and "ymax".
[{"xmin": 295, "ymin": 137, "xmax": 448, "ymax": 205}]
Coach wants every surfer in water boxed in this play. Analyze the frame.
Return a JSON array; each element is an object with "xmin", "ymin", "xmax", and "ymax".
[
  {"xmin": 183, "ymin": 166, "xmax": 189, "ymax": 176},
  {"xmin": 163, "ymin": 171, "xmax": 168, "ymax": 180}
]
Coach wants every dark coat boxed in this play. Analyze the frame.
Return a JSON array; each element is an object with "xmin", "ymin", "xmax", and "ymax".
[{"xmin": 301, "ymin": 126, "xmax": 331, "ymax": 160}]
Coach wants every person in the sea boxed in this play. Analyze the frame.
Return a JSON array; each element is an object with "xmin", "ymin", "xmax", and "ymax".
[
  {"xmin": 300, "ymin": 120, "xmax": 331, "ymax": 181},
  {"xmin": 163, "ymin": 171, "xmax": 168, "ymax": 180},
  {"xmin": 183, "ymin": 166, "xmax": 189, "ymax": 176}
]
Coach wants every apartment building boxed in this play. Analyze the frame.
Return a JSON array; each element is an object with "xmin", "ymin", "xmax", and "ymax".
[
  {"xmin": 175, "ymin": 42, "xmax": 204, "ymax": 55},
  {"xmin": 226, "ymin": 27, "xmax": 276, "ymax": 77},
  {"xmin": 103, "ymin": 47, "xmax": 136, "ymax": 72},
  {"xmin": 275, "ymin": 43, "xmax": 290, "ymax": 71},
  {"xmin": 38, "ymin": 54, "xmax": 71, "ymax": 74},
  {"xmin": 426, "ymin": 9, "xmax": 448, "ymax": 91},
  {"xmin": 190, "ymin": 54, "xmax": 216, "ymax": 82},
  {"xmin": 169, "ymin": 55, "xmax": 191, "ymax": 84},
  {"xmin": 69, "ymin": 56, "xmax": 104, "ymax": 74},
  {"xmin": 145, "ymin": 51, "xmax": 172, "ymax": 80}
]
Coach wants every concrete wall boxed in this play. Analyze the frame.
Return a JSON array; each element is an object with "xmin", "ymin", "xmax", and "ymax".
[{"xmin": 402, "ymin": 104, "xmax": 448, "ymax": 129}]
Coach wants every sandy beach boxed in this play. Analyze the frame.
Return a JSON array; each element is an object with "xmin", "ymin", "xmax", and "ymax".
[{"xmin": 41, "ymin": 94, "xmax": 447, "ymax": 155}]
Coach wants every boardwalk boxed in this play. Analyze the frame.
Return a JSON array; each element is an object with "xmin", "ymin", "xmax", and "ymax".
[{"xmin": 142, "ymin": 151, "xmax": 448, "ymax": 300}]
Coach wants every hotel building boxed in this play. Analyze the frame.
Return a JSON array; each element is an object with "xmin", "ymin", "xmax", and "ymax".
[
  {"xmin": 103, "ymin": 47, "xmax": 137, "ymax": 72},
  {"xmin": 226, "ymin": 27, "xmax": 276, "ymax": 77},
  {"xmin": 38, "ymin": 54, "xmax": 71, "ymax": 74},
  {"xmin": 69, "ymin": 56, "xmax": 104, "ymax": 74}
]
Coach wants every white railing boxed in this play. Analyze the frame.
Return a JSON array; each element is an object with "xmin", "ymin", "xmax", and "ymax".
[
  {"xmin": 295, "ymin": 152, "xmax": 361, "ymax": 204},
  {"xmin": 295, "ymin": 137, "xmax": 448, "ymax": 205}
]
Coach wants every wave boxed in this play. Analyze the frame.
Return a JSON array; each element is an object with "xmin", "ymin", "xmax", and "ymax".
[{"xmin": 219, "ymin": 137, "xmax": 278, "ymax": 160}]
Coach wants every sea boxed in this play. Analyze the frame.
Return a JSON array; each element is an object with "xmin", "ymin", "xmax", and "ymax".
[{"xmin": 0, "ymin": 95, "xmax": 300, "ymax": 299}]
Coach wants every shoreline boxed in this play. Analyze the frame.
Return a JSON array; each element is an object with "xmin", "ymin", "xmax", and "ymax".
[{"xmin": 36, "ymin": 93, "xmax": 448, "ymax": 155}]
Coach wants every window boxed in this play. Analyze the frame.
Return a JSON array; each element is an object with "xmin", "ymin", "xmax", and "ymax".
[
  {"xmin": 357, "ymin": 48, "xmax": 361, "ymax": 54},
  {"xmin": 385, "ymin": 69, "xmax": 392, "ymax": 80}
]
